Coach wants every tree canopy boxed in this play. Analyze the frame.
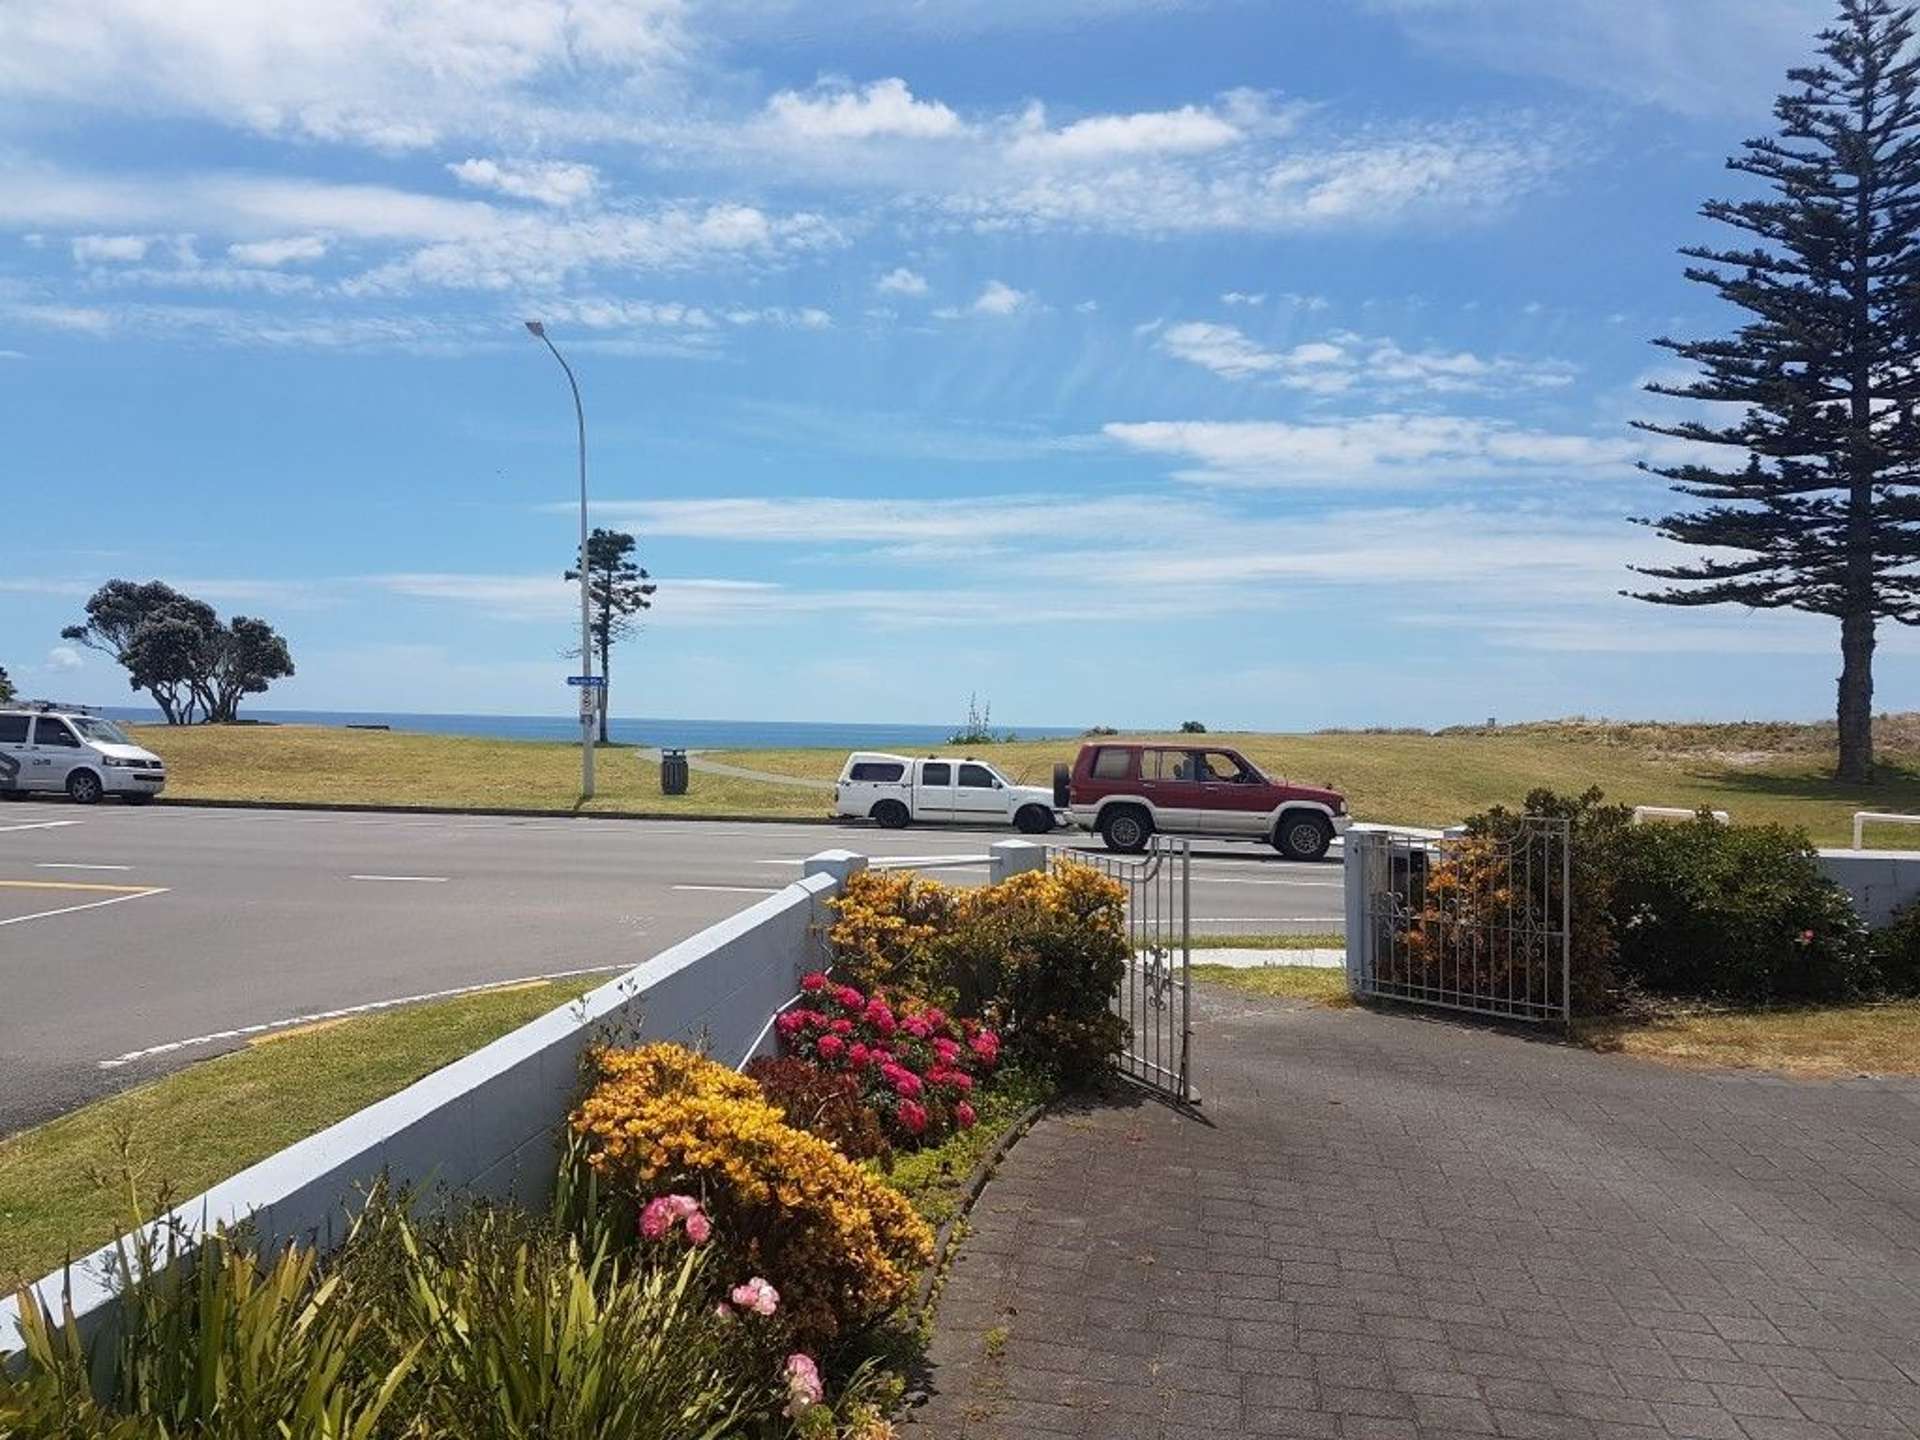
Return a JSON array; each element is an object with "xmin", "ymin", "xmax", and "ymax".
[
  {"xmin": 564, "ymin": 528, "xmax": 656, "ymax": 744},
  {"xmin": 63, "ymin": 580, "xmax": 294, "ymax": 723}
]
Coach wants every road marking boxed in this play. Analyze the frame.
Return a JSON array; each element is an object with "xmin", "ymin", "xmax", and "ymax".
[
  {"xmin": 99, "ymin": 964, "xmax": 629, "ymax": 1068},
  {"xmin": 1191, "ymin": 876, "xmax": 1344, "ymax": 888},
  {"xmin": 0, "ymin": 819, "xmax": 81, "ymax": 834},
  {"xmin": 348, "ymin": 874, "xmax": 450, "ymax": 883},
  {"xmin": 673, "ymin": 883, "xmax": 780, "ymax": 894},
  {"xmin": 0, "ymin": 878, "xmax": 156, "ymax": 894},
  {"xmin": 1192, "ymin": 915, "xmax": 1343, "ymax": 924},
  {"xmin": 36, "ymin": 862, "xmax": 133, "ymax": 872},
  {"xmin": 0, "ymin": 887, "xmax": 169, "ymax": 929}
]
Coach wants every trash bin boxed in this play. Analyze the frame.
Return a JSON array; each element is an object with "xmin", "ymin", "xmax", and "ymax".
[{"xmin": 661, "ymin": 747, "xmax": 689, "ymax": 796}]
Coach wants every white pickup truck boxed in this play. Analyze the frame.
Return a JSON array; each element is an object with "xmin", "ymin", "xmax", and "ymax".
[{"xmin": 833, "ymin": 751, "xmax": 1060, "ymax": 833}]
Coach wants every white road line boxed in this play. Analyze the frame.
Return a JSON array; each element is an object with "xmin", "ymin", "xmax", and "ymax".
[
  {"xmin": 0, "ymin": 819, "xmax": 82, "ymax": 834},
  {"xmin": 1191, "ymin": 876, "xmax": 1344, "ymax": 888},
  {"xmin": 348, "ymin": 874, "xmax": 450, "ymax": 883},
  {"xmin": 1191, "ymin": 915, "xmax": 1343, "ymax": 924},
  {"xmin": 36, "ymin": 862, "xmax": 133, "ymax": 871},
  {"xmin": 672, "ymin": 883, "xmax": 779, "ymax": 894},
  {"xmin": 98, "ymin": 964, "xmax": 632, "ymax": 1068},
  {"xmin": 0, "ymin": 888, "xmax": 170, "ymax": 929}
]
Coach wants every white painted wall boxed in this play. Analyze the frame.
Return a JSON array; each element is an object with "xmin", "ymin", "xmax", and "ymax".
[
  {"xmin": 1816, "ymin": 848, "xmax": 1920, "ymax": 928},
  {"xmin": 2, "ymin": 867, "xmax": 845, "ymax": 1360}
]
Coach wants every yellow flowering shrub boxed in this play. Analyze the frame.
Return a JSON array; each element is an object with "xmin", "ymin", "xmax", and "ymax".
[
  {"xmin": 572, "ymin": 1043, "xmax": 934, "ymax": 1346},
  {"xmin": 823, "ymin": 869, "xmax": 953, "ymax": 998}
]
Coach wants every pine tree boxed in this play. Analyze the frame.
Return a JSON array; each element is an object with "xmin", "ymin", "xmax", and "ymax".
[
  {"xmin": 565, "ymin": 528, "xmax": 657, "ymax": 744},
  {"xmin": 1631, "ymin": 0, "xmax": 1920, "ymax": 781}
]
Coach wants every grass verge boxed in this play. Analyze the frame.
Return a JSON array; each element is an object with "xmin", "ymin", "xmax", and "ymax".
[
  {"xmin": 0, "ymin": 975, "xmax": 605, "ymax": 1292},
  {"xmin": 1193, "ymin": 932, "xmax": 1343, "ymax": 950},
  {"xmin": 1577, "ymin": 999, "xmax": 1920, "ymax": 1077},
  {"xmin": 876, "ymin": 1069, "xmax": 1055, "ymax": 1229},
  {"xmin": 1189, "ymin": 963, "xmax": 1354, "ymax": 1006}
]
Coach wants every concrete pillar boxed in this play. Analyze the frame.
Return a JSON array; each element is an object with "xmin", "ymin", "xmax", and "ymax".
[
  {"xmin": 803, "ymin": 849, "xmax": 869, "ymax": 884},
  {"xmin": 989, "ymin": 839, "xmax": 1048, "ymax": 884}
]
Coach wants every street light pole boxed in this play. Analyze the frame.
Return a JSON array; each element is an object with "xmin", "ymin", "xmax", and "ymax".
[{"xmin": 524, "ymin": 320, "xmax": 595, "ymax": 799}]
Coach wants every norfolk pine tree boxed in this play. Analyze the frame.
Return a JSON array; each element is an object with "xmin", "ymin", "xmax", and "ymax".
[
  {"xmin": 1632, "ymin": 0, "xmax": 1920, "ymax": 781},
  {"xmin": 565, "ymin": 528, "xmax": 657, "ymax": 744}
]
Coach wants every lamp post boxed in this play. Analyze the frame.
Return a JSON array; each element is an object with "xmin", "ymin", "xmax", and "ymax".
[{"xmin": 524, "ymin": 320, "xmax": 594, "ymax": 799}]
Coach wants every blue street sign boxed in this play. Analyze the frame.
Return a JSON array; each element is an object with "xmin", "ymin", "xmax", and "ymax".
[{"xmin": 567, "ymin": 675, "xmax": 607, "ymax": 688}]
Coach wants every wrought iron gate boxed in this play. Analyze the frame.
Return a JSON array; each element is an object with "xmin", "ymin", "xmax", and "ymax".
[
  {"xmin": 1347, "ymin": 819, "xmax": 1571, "ymax": 1024},
  {"xmin": 1056, "ymin": 836, "xmax": 1192, "ymax": 1102}
]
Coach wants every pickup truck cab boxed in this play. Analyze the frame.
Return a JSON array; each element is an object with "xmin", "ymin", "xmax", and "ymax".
[
  {"xmin": 834, "ymin": 752, "xmax": 1059, "ymax": 833},
  {"xmin": 0, "ymin": 706, "xmax": 167, "ymax": 804},
  {"xmin": 1057, "ymin": 741, "xmax": 1347, "ymax": 859}
]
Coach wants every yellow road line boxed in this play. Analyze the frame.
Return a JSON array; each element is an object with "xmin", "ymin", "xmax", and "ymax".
[{"xmin": 0, "ymin": 879, "xmax": 162, "ymax": 895}]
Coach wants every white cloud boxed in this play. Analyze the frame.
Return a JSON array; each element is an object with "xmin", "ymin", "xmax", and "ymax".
[
  {"xmin": 226, "ymin": 235, "xmax": 329, "ymax": 266},
  {"xmin": 1075, "ymin": 299, "xmax": 1099, "ymax": 312},
  {"xmin": 875, "ymin": 266, "xmax": 928, "ymax": 296},
  {"xmin": 1007, "ymin": 102, "xmax": 1247, "ymax": 162},
  {"xmin": 0, "ymin": 0, "xmax": 689, "ymax": 150},
  {"xmin": 6, "ymin": 304, "xmax": 115, "ymax": 335},
  {"xmin": 762, "ymin": 78, "xmax": 966, "ymax": 142},
  {"xmin": 936, "ymin": 278, "xmax": 1031, "ymax": 319},
  {"xmin": 45, "ymin": 645, "xmax": 83, "ymax": 672},
  {"xmin": 1157, "ymin": 322, "xmax": 1577, "ymax": 395},
  {"xmin": 448, "ymin": 158, "xmax": 599, "ymax": 208},
  {"xmin": 71, "ymin": 234, "xmax": 150, "ymax": 263},
  {"xmin": 1103, "ymin": 415, "xmax": 1640, "ymax": 487},
  {"xmin": 1221, "ymin": 291, "xmax": 1265, "ymax": 306}
]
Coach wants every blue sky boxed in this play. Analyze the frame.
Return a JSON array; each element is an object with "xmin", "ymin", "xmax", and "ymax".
[{"xmin": 3, "ymin": 0, "xmax": 1908, "ymax": 730}]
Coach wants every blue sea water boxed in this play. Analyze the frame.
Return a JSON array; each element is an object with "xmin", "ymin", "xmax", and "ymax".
[{"xmin": 97, "ymin": 707, "xmax": 1084, "ymax": 750}]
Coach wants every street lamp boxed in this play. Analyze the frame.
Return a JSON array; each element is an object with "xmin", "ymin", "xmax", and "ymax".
[{"xmin": 525, "ymin": 319, "xmax": 595, "ymax": 799}]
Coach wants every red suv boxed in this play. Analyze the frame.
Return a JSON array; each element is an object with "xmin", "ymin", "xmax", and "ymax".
[{"xmin": 1056, "ymin": 742, "xmax": 1348, "ymax": 859}]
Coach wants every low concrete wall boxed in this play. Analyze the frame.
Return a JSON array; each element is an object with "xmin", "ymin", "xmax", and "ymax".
[
  {"xmin": 1816, "ymin": 848, "xmax": 1920, "ymax": 928},
  {"xmin": 2, "ymin": 868, "xmax": 844, "ymax": 1358}
]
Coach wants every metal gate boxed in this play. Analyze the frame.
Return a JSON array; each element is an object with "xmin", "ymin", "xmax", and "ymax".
[
  {"xmin": 1055, "ymin": 836, "xmax": 1192, "ymax": 1102},
  {"xmin": 1347, "ymin": 819, "xmax": 1571, "ymax": 1024}
]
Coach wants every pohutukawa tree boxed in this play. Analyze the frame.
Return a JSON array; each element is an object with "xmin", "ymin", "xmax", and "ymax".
[
  {"xmin": 564, "ymin": 528, "xmax": 657, "ymax": 744},
  {"xmin": 1632, "ymin": 0, "xmax": 1920, "ymax": 781}
]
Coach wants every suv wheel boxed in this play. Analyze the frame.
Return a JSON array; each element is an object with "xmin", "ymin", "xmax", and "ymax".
[
  {"xmin": 872, "ymin": 799, "xmax": 911, "ymax": 829},
  {"xmin": 66, "ymin": 769, "xmax": 105, "ymax": 805},
  {"xmin": 1274, "ymin": 811, "xmax": 1333, "ymax": 861},
  {"xmin": 1014, "ymin": 804, "xmax": 1053, "ymax": 835},
  {"xmin": 1100, "ymin": 806, "xmax": 1152, "ymax": 854}
]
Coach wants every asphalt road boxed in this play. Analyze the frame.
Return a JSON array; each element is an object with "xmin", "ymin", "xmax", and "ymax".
[{"xmin": 0, "ymin": 799, "xmax": 1345, "ymax": 1135}]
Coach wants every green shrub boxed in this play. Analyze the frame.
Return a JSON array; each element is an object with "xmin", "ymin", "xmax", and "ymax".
[
  {"xmin": 1869, "ymin": 902, "xmax": 1920, "ymax": 997},
  {"xmin": 1611, "ymin": 818, "xmax": 1872, "ymax": 1003}
]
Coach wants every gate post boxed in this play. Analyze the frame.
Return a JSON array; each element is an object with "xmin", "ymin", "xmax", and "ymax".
[
  {"xmin": 1342, "ymin": 829, "xmax": 1371, "ymax": 999},
  {"xmin": 989, "ymin": 839, "xmax": 1048, "ymax": 884}
]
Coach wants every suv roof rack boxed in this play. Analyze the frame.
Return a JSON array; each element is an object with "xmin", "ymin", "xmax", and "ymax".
[{"xmin": 14, "ymin": 699, "xmax": 99, "ymax": 715}]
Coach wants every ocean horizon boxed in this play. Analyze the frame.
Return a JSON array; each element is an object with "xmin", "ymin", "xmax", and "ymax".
[{"xmin": 97, "ymin": 707, "xmax": 1087, "ymax": 751}]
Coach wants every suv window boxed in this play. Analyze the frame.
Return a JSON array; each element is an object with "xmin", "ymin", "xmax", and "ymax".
[
  {"xmin": 1197, "ymin": 751, "xmax": 1254, "ymax": 783},
  {"xmin": 0, "ymin": 715, "xmax": 28, "ymax": 744},
  {"xmin": 34, "ymin": 718, "xmax": 80, "ymax": 747},
  {"xmin": 921, "ymin": 762, "xmax": 951, "ymax": 785},
  {"xmin": 957, "ymin": 763, "xmax": 996, "ymax": 788},
  {"xmin": 849, "ymin": 761, "xmax": 905, "ymax": 782},
  {"xmin": 1090, "ymin": 747, "xmax": 1132, "ymax": 780}
]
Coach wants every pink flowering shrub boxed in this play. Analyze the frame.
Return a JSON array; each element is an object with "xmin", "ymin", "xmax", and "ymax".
[{"xmin": 776, "ymin": 978, "xmax": 1000, "ymax": 1146}]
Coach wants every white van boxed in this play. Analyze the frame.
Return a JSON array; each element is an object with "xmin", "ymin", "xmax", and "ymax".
[
  {"xmin": 0, "ymin": 707, "xmax": 167, "ymax": 804},
  {"xmin": 833, "ymin": 751, "xmax": 1060, "ymax": 833}
]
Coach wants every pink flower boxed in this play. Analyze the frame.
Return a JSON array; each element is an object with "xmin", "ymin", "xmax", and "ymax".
[
  {"xmin": 924, "ymin": 1006, "xmax": 948, "ymax": 1029},
  {"xmin": 897, "ymin": 1099, "xmax": 928, "ymax": 1135},
  {"xmin": 956, "ymin": 1101, "xmax": 977, "ymax": 1129},
  {"xmin": 817, "ymin": 1033, "xmax": 846, "ymax": 1062},
  {"xmin": 784, "ymin": 1353, "xmax": 824, "ymax": 1418},
  {"xmin": 830, "ymin": 1017, "xmax": 854, "ymax": 1036},
  {"xmin": 800, "ymin": 972, "xmax": 827, "ymax": 993},
  {"xmin": 684, "ymin": 1209, "xmax": 711, "ymax": 1244},
  {"xmin": 847, "ymin": 1042, "xmax": 872, "ymax": 1069},
  {"xmin": 775, "ymin": 1011, "xmax": 805, "ymax": 1039},
  {"xmin": 641, "ymin": 1194, "xmax": 705, "ymax": 1243},
  {"xmin": 949, "ymin": 1071, "xmax": 974, "ymax": 1094},
  {"xmin": 902, "ymin": 1015, "xmax": 933, "ymax": 1039},
  {"xmin": 932, "ymin": 1037, "xmax": 960, "ymax": 1063},
  {"xmin": 731, "ymin": 1277, "xmax": 780, "ymax": 1317},
  {"xmin": 892, "ymin": 1071, "xmax": 923, "ymax": 1099},
  {"xmin": 864, "ymin": 1000, "xmax": 897, "ymax": 1035},
  {"xmin": 970, "ymin": 1031, "xmax": 1000, "ymax": 1065},
  {"xmin": 834, "ymin": 985, "xmax": 865, "ymax": 1010}
]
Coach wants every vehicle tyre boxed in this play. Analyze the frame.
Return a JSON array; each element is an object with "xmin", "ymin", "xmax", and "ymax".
[
  {"xmin": 66, "ymin": 769, "xmax": 105, "ymax": 805},
  {"xmin": 1274, "ymin": 811, "xmax": 1333, "ymax": 861},
  {"xmin": 1014, "ymin": 804, "xmax": 1054, "ymax": 835},
  {"xmin": 1100, "ymin": 806, "xmax": 1152, "ymax": 854},
  {"xmin": 121, "ymin": 792, "xmax": 155, "ymax": 805},
  {"xmin": 872, "ymin": 799, "xmax": 911, "ymax": 830}
]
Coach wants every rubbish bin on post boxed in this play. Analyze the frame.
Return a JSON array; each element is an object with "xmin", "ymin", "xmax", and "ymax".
[{"xmin": 661, "ymin": 748, "xmax": 689, "ymax": 796}]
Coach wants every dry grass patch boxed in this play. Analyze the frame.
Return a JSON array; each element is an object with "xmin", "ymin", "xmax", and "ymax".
[
  {"xmin": 1189, "ymin": 963, "xmax": 1354, "ymax": 1006},
  {"xmin": 1578, "ymin": 999, "xmax": 1920, "ymax": 1078}
]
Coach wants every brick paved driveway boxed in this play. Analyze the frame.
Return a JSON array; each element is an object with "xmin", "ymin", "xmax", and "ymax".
[{"xmin": 914, "ymin": 986, "xmax": 1920, "ymax": 1439}]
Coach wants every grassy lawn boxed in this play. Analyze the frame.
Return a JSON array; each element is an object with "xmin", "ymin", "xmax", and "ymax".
[
  {"xmin": 1193, "ymin": 932, "xmax": 1344, "ymax": 950},
  {"xmin": 1578, "ymin": 1000, "xmax": 1920, "ymax": 1078},
  {"xmin": 133, "ymin": 724, "xmax": 827, "ymax": 818},
  {"xmin": 0, "ymin": 975, "xmax": 605, "ymax": 1293},
  {"xmin": 1189, "ymin": 963, "xmax": 1354, "ymax": 1006}
]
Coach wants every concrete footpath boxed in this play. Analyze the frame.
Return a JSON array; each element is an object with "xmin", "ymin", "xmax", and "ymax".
[{"xmin": 915, "ymin": 985, "xmax": 1920, "ymax": 1439}]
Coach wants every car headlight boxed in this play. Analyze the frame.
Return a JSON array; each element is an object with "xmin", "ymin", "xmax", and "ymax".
[{"xmin": 103, "ymin": 757, "xmax": 136, "ymax": 768}]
